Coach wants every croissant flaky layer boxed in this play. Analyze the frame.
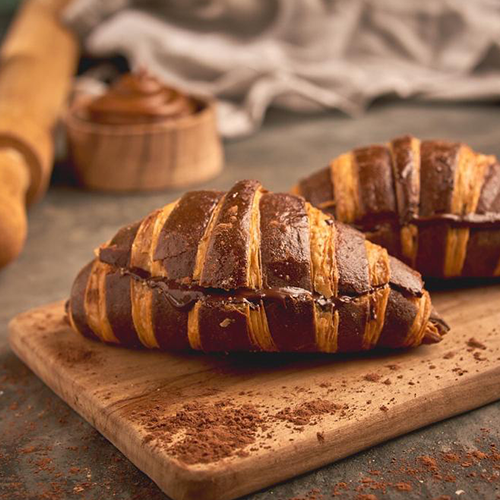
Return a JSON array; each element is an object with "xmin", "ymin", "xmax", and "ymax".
[
  {"xmin": 294, "ymin": 135, "xmax": 500, "ymax": 278},
  {"xmin": 68, "ymin": 180, "xmax": 448, "ymax": 353}
]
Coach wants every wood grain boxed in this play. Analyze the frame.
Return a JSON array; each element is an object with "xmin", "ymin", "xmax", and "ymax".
[
  {"xmin": 8, "ymin": 284, "xmax": 500, "ymax": 500},
  {"xmin": 65, "ymin": 99, "xmax": 223, "ymax": 192}
]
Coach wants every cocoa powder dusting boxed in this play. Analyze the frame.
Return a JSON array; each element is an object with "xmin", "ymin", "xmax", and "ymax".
[
  {"xmin": 276, "ymin": 399, "xmax": 341, "ymax": 426},
  {"xmin": 140, "ymin": 400, "xmax": 265, "ymax": 464},
  {"xmin": 56, "ymin": 347, "xmax": 96, "ymax": 365}
]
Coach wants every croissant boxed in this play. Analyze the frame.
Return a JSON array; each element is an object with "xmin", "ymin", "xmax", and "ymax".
[
  {"xmin": 293, "ymin": 135, "xmax": 500, "ymax": 278},
  {"xmin": 68, "ymin": 180, "xmax": 448, "ymax": 353}
]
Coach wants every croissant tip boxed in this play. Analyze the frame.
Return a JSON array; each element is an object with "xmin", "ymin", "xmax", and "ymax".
[
  {"xmin": 422, "ymin": 328, "xmax": 444, "ymax": 345},
  {"xmin": 423, "ymin": 308, "xmax": 450, "ymax": 344}
]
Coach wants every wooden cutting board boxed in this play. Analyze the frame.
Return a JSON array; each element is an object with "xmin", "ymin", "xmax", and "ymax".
[{"xmin": 8, "ymin": 283, "xmax": 500, "ymax": 500}]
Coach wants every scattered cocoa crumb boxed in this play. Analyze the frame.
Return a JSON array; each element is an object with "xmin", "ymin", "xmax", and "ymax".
[
  {"xmin": 276, "ymin": 399, "xmax": 341, "ymax": 426},
  {"xmin": 386, "ymin": 363, "xmax": 400, "ymax": 370},
  {"xmin": 364, "ymin": 373, "xmax": 382, "ymax": 382},
  {"xmin": 467, "ymin": 338, "xmax": 486, "ymax": 350},
  {"xmin": 418, "ymin": 455, "xmax": 438, "ymax": 471},
  {"xmin": 383, "ymin": 379, "xmax": 392, "ymax": 385},
  {"xmin": 394, "ymin": 482, "xmax": 412, "ymax": 491},
  {"xmin": 56, "ymin": 348, "xmax": 96, "ymax": 365},
  {"xmin": 443, "ymin": 351, "xmax": 455, "ymax": 359},
  {"xmin": 474, "ymin": 352, "xmax": 487, "ymax": 361},
  {"xmin": 442, "ymin": 453, "xmax": 460, "ymax": 463},
  {"xmin": 379, "ymin": 405, "xmax": 389, "ymax": 412},
  {"xmin": 328, "ymin": 439, "xmax": 500, "ymax": 499},
  {"xmin": 316, "ymin": 432, "xmax": 325, "ymax": 443},
  {"xmin": 292, "ymin": 487, "xmax": 324, "ymax": 500}
]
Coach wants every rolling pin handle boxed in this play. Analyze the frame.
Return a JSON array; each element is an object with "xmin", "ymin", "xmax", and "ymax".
[{"xmin": 0, "ymin": 148, "xmax": 29, "ymax": 268}]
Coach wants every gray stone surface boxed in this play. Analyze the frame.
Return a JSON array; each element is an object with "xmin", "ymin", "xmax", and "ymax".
[{"xmin": 1, "ymin": 102, "xmax": 500, "ymax": 499}]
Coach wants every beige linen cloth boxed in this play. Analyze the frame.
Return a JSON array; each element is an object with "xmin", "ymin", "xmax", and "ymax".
[{"xmin": 64, "ymin": 0, "xmax": 500, "ymax": 137}]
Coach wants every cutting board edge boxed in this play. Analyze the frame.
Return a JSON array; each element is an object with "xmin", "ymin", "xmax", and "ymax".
[
  {"xmin": 7, "ymin": 304, "xmax": 211, "ymax": 500},
  {"xmin": 8, "ymin": 301, "xmax": 500, "ymax": 500}
]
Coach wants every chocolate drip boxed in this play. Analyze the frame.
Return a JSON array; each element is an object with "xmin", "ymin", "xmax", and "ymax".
[
  {"xmin": 410, "ymin": 212, "xmax": 500, "ymax": 229},
  {"xmin": 353, "ymin": 212, "xmax": 500, "ymax": 234},
  {"xmin": 121, "ymin": 269, "xmax": 423, "ymax": 314}
]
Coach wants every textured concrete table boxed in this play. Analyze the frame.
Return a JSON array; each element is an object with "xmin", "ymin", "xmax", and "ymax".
[{"xmin": 1, "ymin": 103, "xmax": 500, "ymax": 500}]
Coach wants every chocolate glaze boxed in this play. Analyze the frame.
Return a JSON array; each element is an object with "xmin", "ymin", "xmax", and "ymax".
[
  {"xmin": 265, "ymin": 293, "xmax": 317, "ymax": 352},
  {"xmin": 201, "ymin": 180, "xmax": 261, "ymax": 290},
  {"xmin": 99, "ymin": 220, "xmax": 141, "ymax": 268},
  {"xmin": 105, "ymin": 272, "xmax": 141, "ymax": 347},
  {"xmin": 419, "ymin": 140, "xmax": 460, "ymax": 217},
  {"xmin": 297, "ymin": 166, "xmax": 334, "ymax": 211},
  {"xmin": 416, "ymin": 141, "xmax": 461, "ymax": 277},
  {"xmin": 335, "ymin": 222, "xmax": 371, "ymax": 295},
  {"xmin": 411, "ymin": 212, "xmax": 500, "ymax": 228},
  {"xmin": 69, "ymin": 261, "xmax": 99, "ymax": 341},
  {"xmin": 336, "ymin": 298, "xmax": 369, "ymax": 352},
  {"xmin": 154, "ymin": 190, "xmax": 224, "ymax": 280},
  {"xmin": 390, "ymin": 135, "xmax": 420, "ymax": 223},
  {"xmin": 388, "ymin": 256, "xmax": 423, "ymax": 297},
  {"xmin": 198, "ymin": 300, "xmax": 254, "ymax": 352},
  {"xmin": 152, "ymin": 285, "xmax": 191, "ymax": 350},
  {"xmin": 377, "ymin": 289, "xmax": 419, "ymax": 348},
  {"xmin": 462, "ymin": 228, "xmax": 500, "ymax": 276},
  {"xmin": 351, "ymin": 212, "xmax": 500, "ymax": 236},
  {"xmin": 354, "ymin": 144, "xmax": 397, "ymax": 220},
  {"xmin": 85, "ymin": 71, "xmax": 197, "ymax": 125},
  {"xmin": 416, "ymin": 224, "xmax": 449, "ymax": 277},
  {"xmin": 477, "ymin": 162, "xmax": 500, "ymax": 214},
  {"xmin": 364, "ymin": 222, "xmax": 401, "ymax": 259},
  {"xmin": 259, "ymin": 192, "xmax": 313, "ymax": 291}
]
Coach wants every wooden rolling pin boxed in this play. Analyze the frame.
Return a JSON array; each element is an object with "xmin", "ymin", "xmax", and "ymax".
[{"xmin": 0, "ymin": 0, "xmax": 78, "ymax": 268}]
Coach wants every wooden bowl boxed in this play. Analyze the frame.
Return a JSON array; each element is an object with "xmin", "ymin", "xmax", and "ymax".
[{"xmin": 65, "ymin": 97, "xmax": 223, "ymax": 191}]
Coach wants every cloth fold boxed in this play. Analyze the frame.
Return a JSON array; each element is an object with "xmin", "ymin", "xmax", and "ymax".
[{"xmin": 64, "ymin": 0, "xmax": 500, "ymax": 137}]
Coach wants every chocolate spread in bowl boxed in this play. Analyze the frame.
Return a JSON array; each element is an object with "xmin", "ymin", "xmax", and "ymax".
[{"xmin": 84, "ymin": 70, "xmax": 198, "ymax": 125}]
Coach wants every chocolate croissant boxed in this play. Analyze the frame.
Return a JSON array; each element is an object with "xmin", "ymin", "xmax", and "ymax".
[
  {"xmin": 68, "ymin": 180, "xmax": 448, "ymax": 353},
  {"xmin": 294, "ymin": 136, "xmax": 500, "ymax": 278}
]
